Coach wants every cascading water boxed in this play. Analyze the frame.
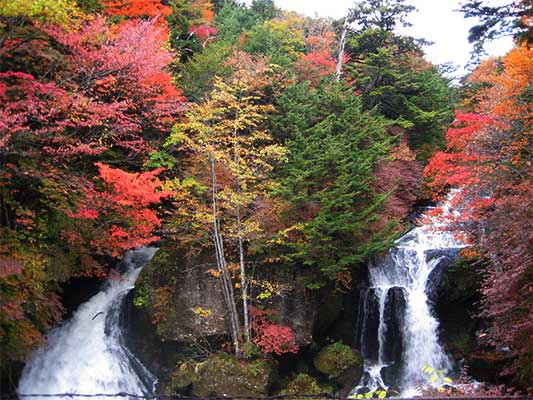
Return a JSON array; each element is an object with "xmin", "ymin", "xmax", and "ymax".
[
  {"xmin": 18, "ymin": 247, "xmax": 158, "ymax": 398},
  {"xmin": 354, "ymin": 192, "xmax": 464, "ymax": 396}
]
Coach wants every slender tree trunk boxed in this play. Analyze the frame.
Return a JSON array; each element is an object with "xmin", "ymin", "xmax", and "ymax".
[
  {"xmin": 232, "ymin": 107, "xmax": 251, "ymax": 343},
  {"xmin": 209, "ymin": 155, "xmax": 241, "ymax": 355},
  {"xmin": 236, "ymin": 209, "xmax": 250, "ymax": 342},
  {"xmin": 336, "ymin": 19, "xmax": 349, "ymax": 81}
]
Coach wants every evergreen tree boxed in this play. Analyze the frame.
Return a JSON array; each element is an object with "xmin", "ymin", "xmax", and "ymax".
[
  {"xmin": 269, "ymin": 82, "xmax": 396, "ymax": 280},
  {"xmin": 343, "ymin": 0, "xmax": 455, "ymax": 155},
  {"xmin": 460, "ymin": 0, "xmax": 532, "ymax": 54}
]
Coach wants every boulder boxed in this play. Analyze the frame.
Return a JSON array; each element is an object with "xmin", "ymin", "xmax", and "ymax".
[
  {"xmin": 313, "ymin": 342, "xmax": 363, "ymax": 387},
  {"xmin": 136, "ymin": 248, "xmax": 227, "ymax": 341},
  {"xmin": 281, "ymin": 373, "xmax": 334, "ymax": 398},
  {"xmin": 137, "ymin": 246, "xmax": 319, "ymax": 346},
  {"xmin": 190, "ymin": 353, "xmax": 275, "ymax": 397}
]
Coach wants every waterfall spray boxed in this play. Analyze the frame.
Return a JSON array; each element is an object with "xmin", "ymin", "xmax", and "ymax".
[
  {"xmin": 18, "ymin": 247, "xmax": 158, "ymax": 398},
  {"xmin": 354, "ymin": 192, "xmax": 464, "ymax": 396}
]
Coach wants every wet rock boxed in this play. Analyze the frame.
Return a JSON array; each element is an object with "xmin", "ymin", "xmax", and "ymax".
[
  {"xmin": 381, "ymin": 364, "xmax": 402, "ymax": 388},
  {"xmin": 426, "ymin": 253, "xmax": 458, "ymax": 304},
  {"xmin": 360, "ymin": 288, "xmax": 380, "ymax": 363},
  {"xmin": 382, "ymin": 287, "xmax": 405, "ymax": 364},
  {"xmin": 313, "ymin": 342, "xmax": 363, "ymax": 387}
]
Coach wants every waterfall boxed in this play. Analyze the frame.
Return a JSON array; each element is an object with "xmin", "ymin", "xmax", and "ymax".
[
  {"xmin": 354, "ymin": 193, "xmax": 464, "ymax": 396},
  {"xmin": 18, "ymin": 247, "xmax": 158, "ymax": 398}
]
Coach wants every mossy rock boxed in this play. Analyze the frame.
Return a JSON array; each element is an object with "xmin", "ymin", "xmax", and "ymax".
[
  {"xmin": 313, "ymin": 342, "xmax": 363, "ymax": 387},
  {"xmin": 281, "ymin": 373, "xmax": 334, "ymax": 399},
  {"xmin": 168, "ymin": 361, "xmax": 199, "ymax": 391},
  {"xmin": 191, "ymin": 352, "xmax": 275, "ymax": 397}
]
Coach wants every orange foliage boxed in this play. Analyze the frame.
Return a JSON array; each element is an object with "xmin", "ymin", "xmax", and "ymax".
[
  {"xmin": 102, "ymin": 0, "xmax": 172, "ymax": 19},
  {"xmin": 64, "ymin": 163, "xmax": 172, "ymax": 258},
  {"xmin": 425, "ymin": 44, "xmax": 533, "ymax": 383}
]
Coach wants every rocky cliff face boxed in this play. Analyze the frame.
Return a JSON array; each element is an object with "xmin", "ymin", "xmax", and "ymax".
[
  {"xmin": 134, "ymin": 245, "xmax": 321, "ymax": 346},
  {"xmin": 126, "ymin": 242, "xmax": 362, "ymax": 394},
  {"xmin": 435, "ymin": 259, "xmax": 514, "ymax": 386}
]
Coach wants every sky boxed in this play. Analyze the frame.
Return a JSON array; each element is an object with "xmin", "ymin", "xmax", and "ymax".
[{"xmin": 267, "ymin": 0, "xmax": 514, "ymax": 76}]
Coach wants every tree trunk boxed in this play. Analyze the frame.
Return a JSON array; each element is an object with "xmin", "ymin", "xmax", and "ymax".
[
  {"xmin": 237, "ymin": 209, "xmax": 250, "ymax": 342},
  {"xmin": 209, "ymin": 155, "xmax": 241, "ymax": 355},
  {"xmin": 336, "ymin": 19, "xmax": 349, "ymax": 81},
  {"xmin": 232, "ymin": 107, "xmax": 251, "ymax": 343}
]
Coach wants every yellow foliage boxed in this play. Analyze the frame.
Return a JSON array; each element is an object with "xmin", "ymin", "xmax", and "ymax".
[
  {"xmin": 193, "ymin": 306, "xmax": 211, "ymax": 317},
  {"xmin": 0, "ymin": 0, "xmax": 84, "ymax": 25}
]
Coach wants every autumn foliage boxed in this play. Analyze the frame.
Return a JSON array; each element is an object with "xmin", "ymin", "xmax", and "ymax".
[
  {"xmin": 2, "ymin": 0, "xmax": 531, "ymax": 392},
  {"xmin": 425, "ymin": 43, "xmax": 532, "ymax": 387},
  {"xmin": 0, "ymin": 1, "xmax": 182, "ymax": 366},
  {"xmin": 250, "ymin": 306, "xmax": 299, "ymax": 355},
  {"xmin": 102, "ymin": 0, "xmax": 172, "ymax": 19},
  {"xmin": 64, "ymin": 163, "xmax": 171, "ymax": 258}
]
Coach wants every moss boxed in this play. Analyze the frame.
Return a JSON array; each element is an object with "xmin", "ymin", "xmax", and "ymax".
[
  {"xmin": 314, "ymin": 342, "xmax": 359, "ymax": 378},
  {"xmin": 448, "ymin": 332, "xmax": 471, "ymax": 355},
  {"xmin": 168, "ymin": 361, "xmax": 199, "ymax": 390},
  {"xmin": 187, "ymin": 352, "xmax": 275, "ymax": 397},
  {"xmin": 313, "ymin": 342, "xmax": 363, "ymax": 387},
  {"xmin": 281, "ymin": 373, "xmax": 334, "ymax": 398}
]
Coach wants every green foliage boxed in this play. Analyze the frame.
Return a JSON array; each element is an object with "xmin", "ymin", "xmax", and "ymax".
[
  {"xmin": 348, "ymin": 0, "xmax": 416, "ymax": 31},
  {"xmin": 145, "ymin": 150, "xmax": 178, "ymax": 169},
  {"xmin": 176, "ymin": 43, "xmax": 233, "ymax": 101},
  {"xmin": 281, "ymin": 373, "xmax": 334, "ymax": 397},
  {"xmin": 270, "ymin": 82, "xmax": 397, "ymax": 279},
  {"xmin": 345, "ymin": 28, "xmax": 455, "ymax": 153},
  {"xmin": 214, "ymin": 1, "xmax": 258, "ymax": 43},
  {"xmin": 240, "ymin": 16, "xmax": 306, "ymax": 67},
  {"xmin": 460, "ymin": 0, "xmax": 532, "ymax": 54},
  {"xmin": 75, "ymin": 0, "xmax": 103, "ymax": 13},
  {"xmin": 214, "ymin": 0, "xmax": 278, "ymax": 44}
]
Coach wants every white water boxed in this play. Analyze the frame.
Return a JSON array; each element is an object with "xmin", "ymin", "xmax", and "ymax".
[
  {"xmin": 18, "ymin": 247, "xmax": 158, "ymax": 398},
  {"xmin": 355, "ymin": 192, "xmax": 464, "ymax": 396}
]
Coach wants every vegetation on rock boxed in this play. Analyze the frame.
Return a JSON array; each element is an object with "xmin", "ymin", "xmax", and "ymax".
[{"xmin": 314, "ymin": 341, "xmax": 363, "ymax": 386}]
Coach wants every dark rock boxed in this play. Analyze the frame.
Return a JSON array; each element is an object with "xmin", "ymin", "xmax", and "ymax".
[
  {"xmin": 251, "ymin": 264, "xmax": 319, "ymax": 347},
  {"xmin": 137, "ymin": 248, "xmax": 227, "ymax": 341},
  {"xmin": 360, "ymin": 289, "xmax": 380, "ymax": 363},
  {"xmin": 426, "ymin": 255, "xmax": 455, "ymax": 304},
  {"xmin": 381, "ymin": 363, "xmax": 402, "ymax": 388},
  {"xmin": 425, "ymin": 247, "xmax": 462, "ymax": 304},
  {"xmin": 382, "ymin": 287, "xmax": 406, "ymax": 365},
  {"xmin": 466, "ymin": 351, "xmax": 512, "ymax": 385}
]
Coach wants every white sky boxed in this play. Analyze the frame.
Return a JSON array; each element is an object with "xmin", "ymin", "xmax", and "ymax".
[{"xmin": 269, "ymin": 0, "xmax": 514, "ymax": 76}]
